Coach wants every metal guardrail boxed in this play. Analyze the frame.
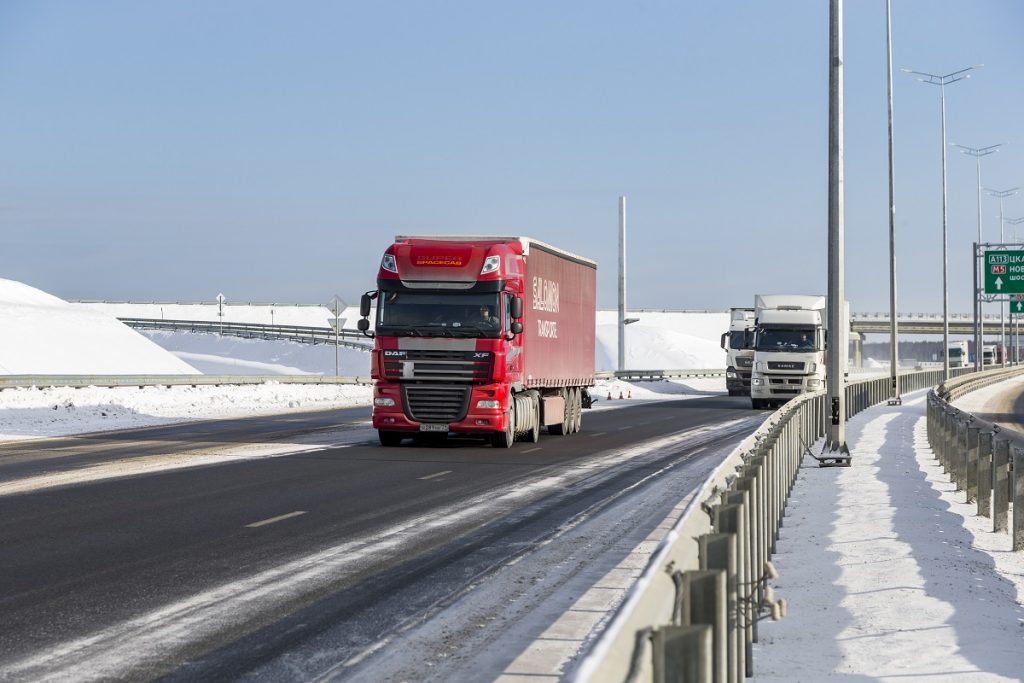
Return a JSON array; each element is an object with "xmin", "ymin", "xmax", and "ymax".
[
  {"xmin": 571, "ymin": 364, "xmax": 985, "ymax": 683},
  {"xmin": 927, "ymin": 366, "xmax": 1024, "ymax": 556},
  {"xmin": 0, "ymin": 375, "xmax": 372, "ymax": 390},
  {"xmin": 598, "ymin": 369, "xmax": 726, "ymax": 380},
  {"xmin": 119, "ymin": 318, "xmax": 374, "ymax": 351}
]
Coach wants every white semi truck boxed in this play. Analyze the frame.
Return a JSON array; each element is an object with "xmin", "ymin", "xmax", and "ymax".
[
  {"xmin": 721, "ymin": 307, "xmax": 755, "ymax": 396},
  {"xmin": 750, "ymin": 294, "xmax": 847, "ymax": 410},
  {"xmin": 945, "ymin": 340, "xmax": 970, "ymax": 368}
]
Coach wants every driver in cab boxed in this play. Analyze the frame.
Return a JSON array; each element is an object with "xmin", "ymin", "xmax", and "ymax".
[{"xmin": 477, "ymin": 305, "xmax": 499, "ymax": 328}]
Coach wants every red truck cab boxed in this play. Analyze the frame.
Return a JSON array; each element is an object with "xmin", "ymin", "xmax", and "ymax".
[{"xmin": 358, "ymin": 236, "xmax": 596, "ymax": 448}]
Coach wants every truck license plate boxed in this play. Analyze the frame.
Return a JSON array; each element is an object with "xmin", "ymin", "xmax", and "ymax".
[{"xmin": 419, "ymin": 423, "xmax": 449, "ymax": 432}]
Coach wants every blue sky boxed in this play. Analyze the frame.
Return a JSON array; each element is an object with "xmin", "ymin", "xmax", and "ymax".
[{"xmin": 1, "ymin": 1, "xmax": 1022, "ymax": 314}]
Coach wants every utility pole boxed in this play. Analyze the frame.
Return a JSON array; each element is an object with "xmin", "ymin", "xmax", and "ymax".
[
  {"xmin": 885, "ymin": 0, "xmax": 900, "ymax": 404},
  {"xmin": 987, "ymin": 187, "xmax": 1019, "ymax": 366},
  {"xmin": 956, "ymin": 143, "xmax": 1002, "ymax": 370},
  {"xmin": 823, "ymin": 0, "xmax": 849, "ymax": 463},
  {"xmin": 618, "ymin": 196, "xmax": 627, "ymax": 372},
  {"xmin": 903, "ymin": 64, "xmax": 977, "ymax": 381}
]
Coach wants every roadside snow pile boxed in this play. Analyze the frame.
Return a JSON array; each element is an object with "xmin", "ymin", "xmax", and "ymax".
[
  {"xmin": 0, "ymin": 383, "xmax": 373, "ymax": 440},
  {"xmin": 595, "ymin": 310, "xmax": 727, "ymax": 371},
  {"xmin": 0, "ymin": 279, "xmax": 197, "ymax": 375}
]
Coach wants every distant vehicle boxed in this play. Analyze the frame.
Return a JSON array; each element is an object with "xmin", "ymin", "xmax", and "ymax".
[
  {"xmin": 721, "ymin": 307, "xmax": 755, "ymax": 396},
  {"xmin": 944, "ymin": 340, "xmax": 970, "ymax": 368},
  {"xmin": 358, "ymin": 235, "xmax": 596, "ymax": 448},
  {"xmin": 749, "ymin": 294, "xmax": 848, "ymax": 410},
  {"xmin": 981, "ymin": 343, "xmax": 1005, "ymax": 366}
]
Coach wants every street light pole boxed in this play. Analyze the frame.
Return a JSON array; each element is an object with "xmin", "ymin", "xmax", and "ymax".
[
  {"xmin": 618, "ymin": 196, "xmax": 627, "ymax": 372},
  {"xmin": 903, "ymin": 65, "xmax": 976, "ymax": 381},
  {"xmin": 824, "ymin": 0, "xmax": 849, "ymax": 461},
  {"xmin": 956, "ymin": 143, "xmax": 1002, "ymax": 370},
  {"xmin": 885, "ymin": 0, "xmax": 900, "ymax": 403},
  {"xmin": 986, "ymin": 187, "xmax": 1019, "ymax": 366},
  {"xmin": 1007, "ymin": 216, "xmax": 1024, "ymax": 363}
]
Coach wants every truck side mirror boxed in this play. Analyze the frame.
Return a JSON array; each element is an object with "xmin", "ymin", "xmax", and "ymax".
[
  {"xmin": 510, "ymin": 321, "xmax": 523, "ymax": 335},
  {"xmin": 360, "ymin": 293, "xmax": 373, "ymax": 317},
  {"xmin": 510, "ymin": 296, "xmax": 523, "ymax": 319},
  {"xmin": 720, "ymin": 332, "xmax": 728, "ymax": 350},
  {"xmin": 357, "ymin": 318, "xmax": 370, "ymax": 332}
]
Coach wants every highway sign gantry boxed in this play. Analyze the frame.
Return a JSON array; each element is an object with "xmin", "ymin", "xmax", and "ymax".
[{"xmin": 984, "ymin": 250, "xmax": 1024, "ymax": 294}]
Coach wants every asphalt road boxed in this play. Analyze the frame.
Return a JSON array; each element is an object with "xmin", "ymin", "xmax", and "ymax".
[{"xmin": 0, "ymin": 394, "xmax": 761, "ymax": 681}]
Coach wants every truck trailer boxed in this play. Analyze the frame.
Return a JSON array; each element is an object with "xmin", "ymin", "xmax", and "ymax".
[
  {"xmin": 358, "ymin": 235, "xmax": 597, "ymax": 448},
  {"xmin": 749, "ymin": 294, "xmax": 848, "ymax": 409},
  {"xmin": 721, "ymin": 307, "xmax": 755, "ymax": 396}
]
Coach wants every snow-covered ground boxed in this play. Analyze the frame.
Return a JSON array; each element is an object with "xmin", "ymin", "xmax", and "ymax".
[{"xmin": 5, "ymin": 279, "xmax": 1023, "ymax": 680}]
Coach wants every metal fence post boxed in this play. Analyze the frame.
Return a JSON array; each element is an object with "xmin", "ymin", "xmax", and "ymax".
[
  {"xmin": 699, "ymin": 534, "xmax": 739, "ymax": 683},
  {"xmin": 966, "ymin": 426, "xmax": 979, "ymax": 504},
  {"xmin": 653, "ymin": 625, "xmax": 713, "ymax": 683},
  {"xmin": 718, "ymin": 497, "xmax": 751, "ymax": 679},
  {"xmin": 978, "ymin": 431, "xmax": 993, "ymax": 519},
  {"xmin": 683, "ymin": 570, "xmax": 727, "ymax": 683},
  {"xmin": 993, "ymin": 438, "xmax": 1010, "ymax": 533},
  {"xmin": 1013, "ymin": 447, "xmax": 1024, "ymax": 552},
  {"xmin": 955, "ymin": 420, "xmax": 968, "ymax": 492}
]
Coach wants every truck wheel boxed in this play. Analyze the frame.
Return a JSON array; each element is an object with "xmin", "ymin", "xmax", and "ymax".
[
  {"xmin": 379, "ymin": 430, "xmax": 403, "ymax": 447},
  {"xmin": 524, "ymin": 394, "xmax": 540, "ymax": 443},
  {"xmin": 751, "ymin": 399, "xmax": 763, "ymax": 410},
  {"xmin": 491, "ymin": 406, "xmax": 515, "ymax": 448},
  {"xmin": 572, "ymin": 388, "xmax": 583, "ymax": 433}
]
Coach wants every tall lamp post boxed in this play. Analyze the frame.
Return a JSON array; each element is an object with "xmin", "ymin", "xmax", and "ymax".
[
  {"xmin": 618, "ymin": 196, "xmax": 627, "ymax": 372},
  {"xmin": 955, "ymin": 143, "xmax": 1002, "ymax": 370},
  {"xmin": 884, "ymin": 0, "xmax": 900, "ymax": 403},
  {"xmin": 1007, "ymin": 216, "xmax": 1024, "ymax": 363},
  {"xmin": 903, "ymin": 65, "xmax": 976, "ymax": 381},
  {"xmin": 986, "ymin": 187, "xmax": 1019, "ymax": 366}
]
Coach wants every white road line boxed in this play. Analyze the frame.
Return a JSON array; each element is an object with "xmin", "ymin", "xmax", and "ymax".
[
  {"xmin": 521, "ymin": 447, "xmax": 542, "ymax": 453},
  {"xmin": 418, "ymin": 470, "xmax": 453, "ymax": 481},
  {"xmin": 245, "ymin": 511, "xmax": 307, "ymax": 528},
  {"xmin": 617, "ymin": 426, "xmax": 632, "ymax": 431},
  {"xmin": 589, "ymin": 432, "xmax": 607, "ymax": 437}
]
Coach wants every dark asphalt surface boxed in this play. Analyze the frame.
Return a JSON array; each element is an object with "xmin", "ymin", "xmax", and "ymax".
[{"xmin": 0, "ymin": 394, "xmax": 760, "ymax": 680}]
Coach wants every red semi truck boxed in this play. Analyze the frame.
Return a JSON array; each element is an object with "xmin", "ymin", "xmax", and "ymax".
[{"xmin": 357, "ymin": 235, "xmax": 597, "ymax": 448}]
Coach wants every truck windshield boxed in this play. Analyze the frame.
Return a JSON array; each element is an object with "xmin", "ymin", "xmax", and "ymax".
[
  {"xmin": 729, "ymin": 330, "xmax": 754, "ymax": 350},
  {"xmin": 949, "ymin": 348, "xmax": 963, "ymax": 358},
  {"xmin": 755, "ymin": 328, "xmax": 818, "ymax": 351},
  {"xmin": 377, "ymin": 291, "xmax": 502, "ymax": 338}
]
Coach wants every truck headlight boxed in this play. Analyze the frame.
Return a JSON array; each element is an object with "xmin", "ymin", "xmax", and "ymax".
[
  {"xmin": 480, "ymin": 255, "xmax": 501, "ymax": 275},
  {"xmin": 476, "ymin": 399, "xmax": 501, "ymax": 409},
  {"xmin": 727, "ymin": 369, "xmax": 738, "ymax": 378},
  {"xmin": 374, "ymin": 397, "xmax": 396, "ymax": 407},
  {"xmin": 807, "ymin": 379, "xmax": 821, "ymax": 388},
  {"xmin": 751, "ymin": 378, "xmax": 763, "ymax": 386}
]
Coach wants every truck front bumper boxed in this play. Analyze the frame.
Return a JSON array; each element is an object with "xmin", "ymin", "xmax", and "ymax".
[
  {"xmin": 371, "ymin": 381, "xmax": 509, "ymax": 435},
  {"xmin": 750, "ymin": 374, "xmax": 822, "ymax": 399}
]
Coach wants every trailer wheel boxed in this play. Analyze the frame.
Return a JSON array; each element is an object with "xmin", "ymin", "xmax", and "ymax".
[
  {"xmin": 379, "ymin": 430, "xmax": 403, "ymax": 447},
  {"xmin": 491, "ymin": 405, "xmax": 515, "ymax": 448},
  {"xmin": 571, "ymin": 388, "xmax": 583, "ymax": 433}
]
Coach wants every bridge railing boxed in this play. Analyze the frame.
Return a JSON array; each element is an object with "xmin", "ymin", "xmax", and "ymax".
[
  {"xmin": 119, "ymin": 318, "xmax": 374, "ymax": 351},
  {"xmin": 571, "ymin": 364, "xmax": 992, "ymax": 683},
  {"xmin": 927, "ymin": 366, "xmax": 1024, "ymax": 557}
]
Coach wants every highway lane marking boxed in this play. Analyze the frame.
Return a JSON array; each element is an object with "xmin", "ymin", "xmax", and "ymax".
[
  {"xmin": 418, "ymin": 470, "xmax": 453, "ymax": 481},
  {"xmin": 616, "ymin": 426, "xmax": 632, "ymax": 431},
  {"xmin": 521, "ymin": 447, "xmax": 541, "ymax": 453},
  {"xmin": 589, "ymin": 432, "xmax": 607, "ymax": 437},
  {"xmin": 245, "ymin": 511, "xmax": 307, "ymax": 528}
]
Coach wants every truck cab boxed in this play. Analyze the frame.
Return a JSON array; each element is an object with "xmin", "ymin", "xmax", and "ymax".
[
  {"xmin": 721, "ymin": 307, "xmax": 755, "ymax": 396},
  {"xmin": 749, "ymin": 295, "xmax": 830, "ymax": 410}
]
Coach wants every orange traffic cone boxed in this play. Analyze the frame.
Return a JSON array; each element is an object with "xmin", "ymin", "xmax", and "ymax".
[
  {"xmin": 618, "ymin": 391, "xmax": 624, "ymax": 400},
  {"xmin": 607, "ymin": 392, "xmax": 613, "ymax": 400},
  {"xmin": 627, "ymin": 390, "xmax": 632, "ymax": 399}
]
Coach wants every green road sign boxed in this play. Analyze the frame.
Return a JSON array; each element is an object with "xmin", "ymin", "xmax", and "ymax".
[{"xmin": 984, "ymin": 250, "xmax": 1024, "ymax": 294}]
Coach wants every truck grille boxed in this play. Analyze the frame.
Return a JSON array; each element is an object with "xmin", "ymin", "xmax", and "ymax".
[
  {"xmin": 769, "ymin": 378, "xmax": 804, "ymax": 385},
  {"xmin": 403, "ymin": 384, "xmax": 471, "ymax": 423},
  {"xmin": 767, "ymin": 361, "xmax": 805, "ymax": 371},
  {"xmin": 383, "ymin": 350, "xmax": 492, "ymax": 382},
  {"xmin": 736, "ymin": 357, "xmax": 753, "ymax": 368}
]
